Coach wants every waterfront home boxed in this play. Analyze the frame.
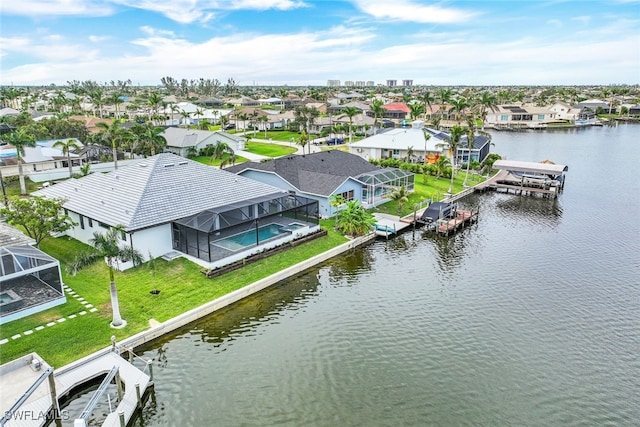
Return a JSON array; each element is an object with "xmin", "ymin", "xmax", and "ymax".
[
  {"xmin": 162, "ymin": 128, "xmax": 246, "ymax": 157},
  {"xmin": 33, "ymin": 153, "xmax": 320, "ymax": 270},
  {"xmin": 349, "ymin": 121, "xmax": 446, "ymax": 163},
  {"xmin": 225, "ymin": 150, "xmax": 414, "ymax": 217},
  {"xmin": 424, "ymin": 127, "xmax": 492, "ymax": 165},
  {"xmin": 485, "ymin": 105, "xmax": 558, "ymax": 129}
]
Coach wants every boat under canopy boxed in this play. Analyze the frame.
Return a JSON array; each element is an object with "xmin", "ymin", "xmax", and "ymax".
[{"xmin": 420, "ymin": 202, "xmax": 455, "ymax": 223}]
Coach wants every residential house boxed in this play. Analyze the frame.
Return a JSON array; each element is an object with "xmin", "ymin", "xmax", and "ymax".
[
  {"xmin": 162, "ymin": 128, "xmax": 246, "ymax": 157},
  {"xmin": 33, "ymin": 153, "xmax": 320, "ymax": 270},
  {"xmin": 349, "ymin": 121, "xmax": 447, "ymax": 163},
  {"xmin": 485, "ymin": 105, "xmax": 557, "ymax": 129},
  {"xmin": 225, "ymin": 150, "xmax": 414, "ymax": 217},
  {"xmin": 424, "ymin": 128, "xmax": 492, "ymax": 165},
  {"xmin": 0, "ymin": 140, "xmax": 83, "ymax": 177}
]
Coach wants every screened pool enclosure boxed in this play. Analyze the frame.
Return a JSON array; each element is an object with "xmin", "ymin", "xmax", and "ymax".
[
  {"xmin": 358, "ymin": 168, "xmax": 415, "ymax": 207},
  {"xmin": 0, "ymin": 245, "xmax": 66, "ymax": 325},
  {"xmin": 172, "ymin": 194, "xmax": 319, "ymax": 264}
]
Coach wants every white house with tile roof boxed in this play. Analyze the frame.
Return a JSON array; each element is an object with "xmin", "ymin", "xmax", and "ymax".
[
  {"xmin": 162, "ymin": 128, "xmax": 246, "ymax": 157},
  {"xmin": 34, "ymin": 153, "xmax": 320, "ymax": 270}
]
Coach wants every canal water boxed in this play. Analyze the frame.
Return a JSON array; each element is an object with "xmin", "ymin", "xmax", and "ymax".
[{"xmin": 74, "ymin": 124, "xmax": 640, "ymax": 426}]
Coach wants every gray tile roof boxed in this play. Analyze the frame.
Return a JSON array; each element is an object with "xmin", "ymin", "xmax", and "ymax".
[
  {"xmin": 0, "ymin": 222, "xmax": 35, "ymax": 247},
  {"xmin": 226, "ymin": 151, "xmax": 381, "ymax": 196},
  {"xmin": 33, "ymin": 153, "xmax": 287, "ymax": 232}
]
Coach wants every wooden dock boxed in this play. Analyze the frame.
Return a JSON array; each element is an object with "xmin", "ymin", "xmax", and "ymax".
[
  {"xmin": 434, "ymin": 209, "xmax": 478, "ymax": 236},
  {"xmin": 373, "ymin": 213, "xmax": 412, "ymax": 238}
]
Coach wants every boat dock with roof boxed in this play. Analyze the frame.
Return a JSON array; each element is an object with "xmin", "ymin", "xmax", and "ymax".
[{"xmin": 477, "ymin": 159, "xmax": 568, "ymax": 198}]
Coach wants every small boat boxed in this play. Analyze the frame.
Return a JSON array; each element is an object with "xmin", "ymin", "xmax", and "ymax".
[
  {"xmin": 374, "ymin": 224, "xmax": 396, "ymax": 237},
  {"xmin": 420, "ymin": 202, "xmax": 455, "ymax": 224}
]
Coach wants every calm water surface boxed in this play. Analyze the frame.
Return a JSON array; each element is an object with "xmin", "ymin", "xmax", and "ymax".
[{"xmin": 73, "ymin": 124, "xmax": 640, "ymax": 426}]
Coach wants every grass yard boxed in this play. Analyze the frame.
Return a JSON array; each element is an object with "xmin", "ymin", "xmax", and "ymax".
[
  {"xmin": 0, "ymin": 222, "xmax": 347, "ymax": 367},
  {"xmin": 371, "ymin": 170, "xmax": 487, "ymax": 217},
  {"xmin": 191, "ymin": 154, "xmax": 249, "ymax": 166},
  {"xmin": 255, "ymin": 130, "xmax": 303, "ymax": 142},
  {"xmin": 244, "ymin": 141, "xmax": 297, "ymax": 157}
]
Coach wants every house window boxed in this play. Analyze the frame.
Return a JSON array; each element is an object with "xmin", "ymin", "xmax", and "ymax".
[
  {"xmin": 88, "ymin": 218, "xmax": 93, "ymax": 228},
  {"xmin": 338, "ymin": 190, "xmax": 355, "ymax": 201},
  {"xmin": 501, "ymin": 115, "xmax": 508, "ymax": 121},
  {"xmin": 121, "ymin": 230, "xmax": 126, "ymax": 241},
  {"xmin": 392, "ymin": 149, "xmax": 400, "ymax": 155},
  {"xmin": 99, "ymin": 222, "xmax": 109, "ymax": 229},
  {"xmin": 79, "ymin": 215, "xmax": 85, "ymax": 230},
  {"xmin": 538, "ymin": 114, "xmax": 545, "ymax": 120}
]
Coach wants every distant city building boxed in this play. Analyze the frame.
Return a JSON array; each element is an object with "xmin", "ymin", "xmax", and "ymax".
[
  {"xmin": 386, "ymin": 80, "xmax": 397, "ymax": 87},
  {"xmin": 366, "ymin": 81, "xmax": 375, "ymax": 87},
  {"xmin": 344, "ymin": 81, "xmax": 355, "ymax": 87},
  {"xmin": 355, "ymin": 81, "xmax": 365, "ymax": 87},
  {"xmin": 327, "ymin": 80, "xmax": 341, "ymax": 87},
  {"xmin": 402, "ymin": 80, "xmax": 413, "ymax": 87}
]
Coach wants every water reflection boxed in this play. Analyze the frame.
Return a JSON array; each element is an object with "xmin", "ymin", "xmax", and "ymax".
[
  {"xmin": 139, "ymin": 273, "xmax": 321, "ymax": 356},
  {"xmin": 325, "ymin": 246, "xmax": 375, "ymax": 285}
]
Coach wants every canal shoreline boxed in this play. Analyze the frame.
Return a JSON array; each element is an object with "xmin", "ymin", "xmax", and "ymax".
[{"xmin": 57, "ymin": 233, "xmax": 376, "ymax": 372}]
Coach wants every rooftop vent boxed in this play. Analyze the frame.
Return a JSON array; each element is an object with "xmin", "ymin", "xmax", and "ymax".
[
  {"xmin": 178, "ymin": 161, "xmax": 188, "ymax": 165},
  {"xmin": 139, "ymin": 163, "xmax": 147, "ymax": 168},
  {"xmin": 163, "ymin": 163, "xmax": 175, "ymax": 168}
]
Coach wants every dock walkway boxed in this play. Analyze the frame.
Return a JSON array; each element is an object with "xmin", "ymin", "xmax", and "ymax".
[{"xmin": 4, "ymin": 352, "xmax": 150, "ymax": 427}]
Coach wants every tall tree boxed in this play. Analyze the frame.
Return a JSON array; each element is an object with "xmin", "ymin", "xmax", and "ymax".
[
  {"xmin": 0, "ymin": 196, "xmax": 75, "ymax": 247},
  {"xmin": 477, "ymin": 92, "xmax": 498, "ymax": 130},
  {"xmin": 95, "ymin": 119, "xmax": 129, "ymax": 170},
  {"xmin": 421, "ymin": 91, "xmax": 434, "ymax": 119},
  {"xmin": 463, "ymin": 116, "xmax": 476, "ymax": 188},
  {"xmin": 370, "ymin": 99, "xmax": 385, "ymax": 135},
  {"xmin": 53, "ymin": 138, "xmax": 82, "ymax": 177},
  {"xmin": 134, "ymin": 123, "xmax": 167, "ymax": 156},
  {"xmin": 446, "ymin": 125, "xmax": 464, "ymax": 195},
  {"xmin": 339, "ymin": 106, "xmax": 360, "ymax": 144},
  {"xmin": 69, "ymin": 225, "xmax": 143, "ymax": 328},
  {"xmin": 449, "ymin": 97, "xmax": 469, "ymax": 123},
  {"xmin": 408, "ymin": 103, "xmax": 425, "ymax": 121},
  {"xmin": 3, "ymin": 128, "xmax": 36, "ymax": 194}
]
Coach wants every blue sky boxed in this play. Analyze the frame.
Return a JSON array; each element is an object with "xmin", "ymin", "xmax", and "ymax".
[{"xmin": 1, "ymin": 0, "xmax": 639, "ymax": 86}]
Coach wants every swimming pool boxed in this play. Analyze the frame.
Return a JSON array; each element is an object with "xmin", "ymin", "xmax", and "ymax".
[{"xmin": 212, "ymin": 223, "xmax": 294, "ymax": 251}]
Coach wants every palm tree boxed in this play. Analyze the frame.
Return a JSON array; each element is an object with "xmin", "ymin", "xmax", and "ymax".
[
  {"xmin": 137, "ymin": 124, "xmax": 167, "ymax": 156},
  {"xmin": 260, "ymin": 115, "xmax": 269, "ymax": 138},
  {"xmin": 430, "ymin": 115, "xmax": 442, "ymax": 130},
  {"xmin": 329, "ymin": 193, "xmax": 346, "ymax": 223},
  {"xmin": 387, "ymin": 185, "xmax": 409, "ymax": 215},
  {"xmin": 180, "ymin": 110, "xmax": 191, "ymax": 128},
  {"xmin": 438, "ymin": 88, "xmax": 452, "ymax": 113},
  {"xmin": 339, "ymin": 106, "xmax": 360, "ymax": 144},
  {"xmin": 297, "ymin": 130, "xmax": 310, "ymax": 154},
  {"xmin": 477, "ymin": 92, "xmax": 498, "ymax": 130},
  {"xmin": 68, "ymin": 225, "xmax": 143, "ymax": 328},
  {"xmin": 147, "ymin": 91, "xmax": 164, "ymax": 124},
  {"xmin": 449, "ymin": 97, "xmax": 469, "ymax": 123},
  {"xmin": 3, "ymin": 128, "xmax": 36, "ymax": 195},
  {"xmin": 53, "ymin": 138, "xmax": 81, "ymax": 178},
  {"xmin": 109, "ymin": 92, "xmax": 123, "ymax": 119},
  {"xmin": 406, "ymin": 146, "xmax": 415, "ymax": 163},
  {"xmin": 211, "ymin": 141, "xmax": 234, "ymax": 167},
  {"xmin": 421, "ymin": 90, "xmax": 434, "ymax": 119},
  {"xmin": 370, "ymin": 99, "xmax": 385, "ymax": 134},
  {"xmin": 446, "ymin": 125, "xmax": 464, "ymax": 195},
  {"xmin": 335, "ymin": 200, "xmax": 376, "ymax": 236},
  {"xmin": 434, "ymin": 155, "xmax": 450, "ymax": 179},
  {"xmin": 96, "ymin": 119, "xmax": 129, "ymax": 170},
  {"xmin": 408, "ymin": 103, "xmax": 425, "ymax": 121},
  {"xmin": 463, "ymin": 117, "xmax": 476, "ymax": 188}
]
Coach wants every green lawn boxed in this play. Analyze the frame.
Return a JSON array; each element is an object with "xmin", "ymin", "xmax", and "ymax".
[
  {"xmin": 371, "ymin": 170, "xmax": 486, "ymax": 217},
  {"xmin": 255, "ymin": 131, "xmax": 303, "ymax": 142},
  {"xmin": 244, "ymin": 141, "xmax": 297, "ymax": 157},
  {"xmin": 191, "ymin": 154, "xmax": 249, "ymax": 166},
  {"xmin": 0, "ymin": 222, "xmax": 347, "ymax": 367},
  {"xmin": 1, "ymin": 177, "xmax": 40, "ymax": 198}
]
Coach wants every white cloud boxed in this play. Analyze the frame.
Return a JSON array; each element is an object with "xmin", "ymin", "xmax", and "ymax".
[
  {"xmin": 547, "ymin": 19, "xmax": 563, "ymax": 28},
  {"xmin": 0, "ymin": 0, "xmax": 113, "ymax": 17},
  {"xmin": 351, "ymin": 0, "xmax": 477, "ymax": 24},
  {"xmin": 139, "ymin": 26, "xmax": 176, "ymax": 37},
  {"xmin": 110, "ymin": 0, "xmax": 307, "ymax": 24},
  {"xmin": 89, "ymin": 35, "xmax": 111, "ymax": 43},
  {"xmin": 571, "ymin": 15, "xmax": 591, "ymax": 25}
]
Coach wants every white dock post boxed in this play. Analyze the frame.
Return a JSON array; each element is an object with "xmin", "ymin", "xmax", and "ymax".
[
  {"xmin": 147, "ymin": 360, "xmax": 154, "ymax": 381},
  {"xmin": 119, "ymin": 411, "xmax": 125, "ymax": 427}
]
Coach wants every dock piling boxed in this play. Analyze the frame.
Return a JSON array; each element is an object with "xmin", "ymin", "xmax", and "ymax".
[{"xmin": 119, "ymin": 411, "xmax": 125, "ymax": 427}]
